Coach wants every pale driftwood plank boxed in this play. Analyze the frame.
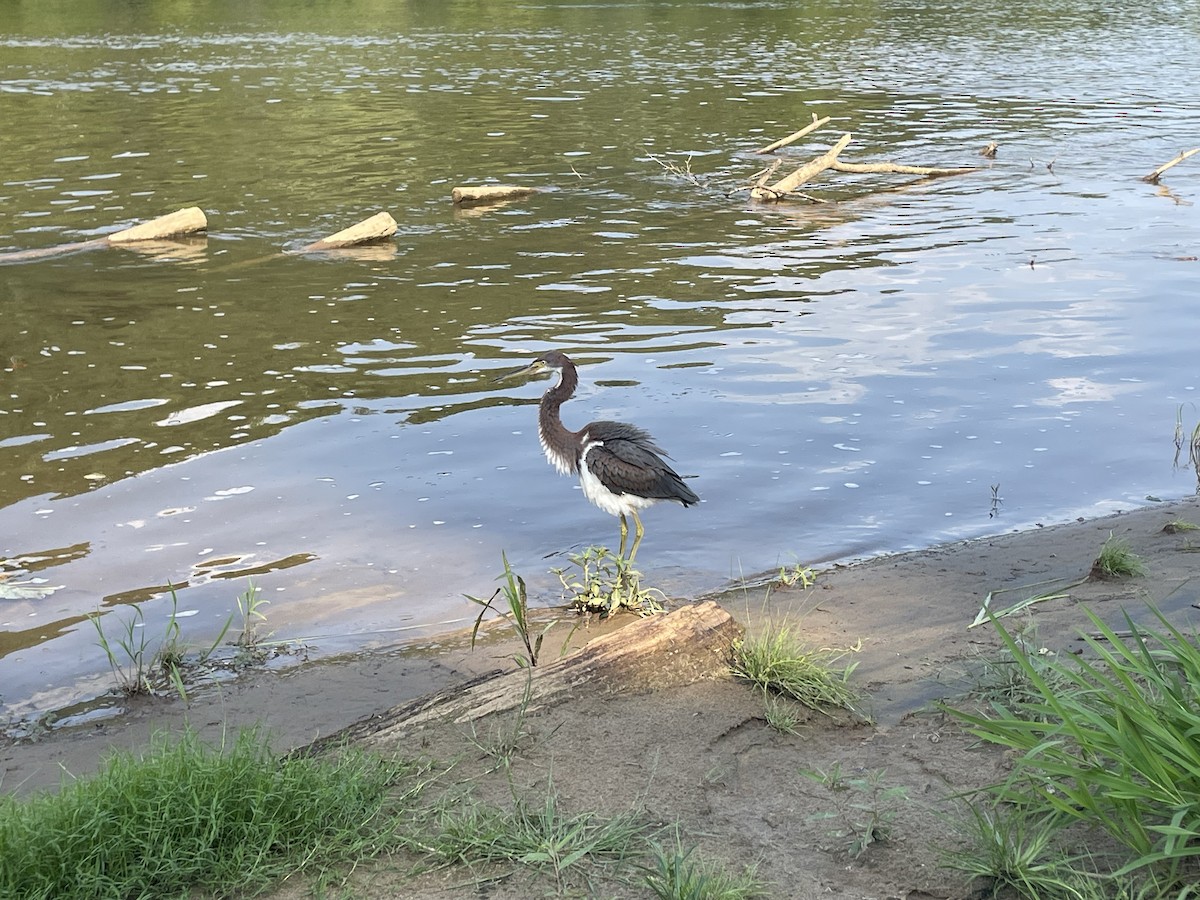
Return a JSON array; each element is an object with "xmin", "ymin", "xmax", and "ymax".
[
  {"xmin": 106, "ymin": 206, "xmax": 208, "ymax": 243},
  {"xmin": 451, "ymin": 185, "xmax": 538, "ymax": 206},
  {"xmin": 301, "ymin": 601, "xmax": 742, "ymax": 754},
  {"xmin": 300, "ymin": 211, "xmax": 398, "ymax": 252}
]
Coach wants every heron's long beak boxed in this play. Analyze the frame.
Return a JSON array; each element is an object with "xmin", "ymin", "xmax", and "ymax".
[{"xmin": 492, "ymin": 360, "xmax": 546, "ymax": 383}]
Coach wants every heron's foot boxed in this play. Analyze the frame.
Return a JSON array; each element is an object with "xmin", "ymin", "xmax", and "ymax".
[{"xmin": 616, "ymin": 564, "xmax": 638, "ymax": 598}]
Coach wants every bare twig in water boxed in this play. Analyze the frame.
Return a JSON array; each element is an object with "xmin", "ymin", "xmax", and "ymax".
[
  {"xmin": 646, "ymin": 152, "xmax": 707, "ymax": 188},
  {"xmin": 1142, "ymin": 147, "xmax": 1200, "ymax": 184}
]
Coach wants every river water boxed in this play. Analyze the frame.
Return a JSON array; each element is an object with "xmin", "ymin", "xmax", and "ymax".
[{"xmin": 2, "ymin": 0, "xmax": 1198, "ymax": 727}]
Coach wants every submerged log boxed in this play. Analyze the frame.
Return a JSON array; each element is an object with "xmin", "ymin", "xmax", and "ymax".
[
  {"xmin": 1142, "ymin": 147, "xmax": 1200, "ymax": 184},
  {"xmin": 303, "ymin": 600, "xmax": 742, "ymax": 754},
  {"xmin": 299, "ymin": 211, "xmax": 397, "ymax": 252},
  {"xmin": 0, "ymin": 206, "xmax": 208, "ymax": 265},
  {"xmin": 451, "ymin": 184, "xmax": 539, "ymax": 206},
  {"xmin": 754, "ymin": 115, "xmax": 833, "ymax": 154}
]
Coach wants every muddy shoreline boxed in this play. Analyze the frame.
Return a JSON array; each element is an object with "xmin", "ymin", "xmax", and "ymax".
[{"xmin": 4, "ymin": 495, "xmax": 1200, "ymax": 896}]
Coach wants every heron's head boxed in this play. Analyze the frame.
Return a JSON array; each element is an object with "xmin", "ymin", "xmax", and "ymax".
[{"xmin": 492, "ymin": 350, "xmax": 570, "ymax": 383}]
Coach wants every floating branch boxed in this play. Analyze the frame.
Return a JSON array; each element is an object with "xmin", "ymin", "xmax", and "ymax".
[
  {"xmin": 754, "ymin": 115, "xmax": 833, "ymax": 154},
  {"xmin": 0, "ymin": 206, "xmax": 208, "ymax": 265},
  {"xmin": 748, "ymin": 129, "xmax": 978, "ymax": 203},
  {"xmin": 1142, "ymin": 147, "xmax": 1200, "ymax": 184},
  {"xmin": 751, "ymin": 132, "xmax": 854, "ymax": 201},
  {"xmin": 451, "ymin": 184, "xmax": 539, "ymax": 206},
  {"xmin": 829, "ymin": 160, "xmax": 979, "ymax": 177},
  {"xmin": 298, "ymin": 211, "xmax": 398, "ymax": 252}
]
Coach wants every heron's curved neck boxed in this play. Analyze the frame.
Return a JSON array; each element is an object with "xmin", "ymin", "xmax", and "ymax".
[{"xmin": 539, "ymin": 362, "xmax": 580, "ymax": 474}]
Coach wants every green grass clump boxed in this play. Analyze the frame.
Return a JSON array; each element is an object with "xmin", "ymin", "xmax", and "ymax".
[
  {"xmin": 965, "ymin": 625, "xmax": 1074, "ymax": 713},
  {"xmin": 731, "ymin": 624, "xmax": 863, "ymax": 718},
  {"xmin": 1090, "ymin": 532, "xmax": 1147, "ymax": 579},
  {"xmin": 644, "ymin": 834, "xmax": 769, "ymax": 899},
  {"xmin": 0, "ymin": 728, "xmax": 416, "ymax": 900},
  {"xmin": 1163, "ymin": 519, "xmax": 1200, "ymax": 534},
  {"xmin": 940, "ymin": 806, "xmax": 1098, "ymax": 898},
  {"xmin": 946, "ymin": 607, "xmax": 1200, "ymax": 892},
  {"xmin": 762, "ymin": 694, "xmax": 804, "ymax": 735},
  {"xmin": 423, "ymin": 788, "xmax": 651, "ymax": 892}
]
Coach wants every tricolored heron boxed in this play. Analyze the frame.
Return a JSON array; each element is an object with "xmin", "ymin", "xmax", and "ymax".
[{"xmin": 497, "ymin": 350, "xmax": 699, "ymax": 561}]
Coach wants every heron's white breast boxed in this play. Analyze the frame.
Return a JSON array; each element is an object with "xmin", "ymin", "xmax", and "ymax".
[{"xmin": 579, "ymin": 439, "xmax": 658, "ymax": 517}]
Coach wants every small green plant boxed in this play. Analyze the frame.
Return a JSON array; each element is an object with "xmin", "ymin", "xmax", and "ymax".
[
  {"xmin": 731, "ymin": 623, "xmax": 864, "ymax": 719},
  {"xmin": 92, "ymin": 605, "xmax": 154, "ymax": 695},
  {"xmin": 1163, "ymin": 519, "xmax": 1200, "ymax": 534},
  {"xmin": 91, "ymin": 586, "xmax": 192, "ymax": 697},
  {"xmin": 234, "ymin": 579, "xmax": 271, "ymax": 654},
  {"xmin": 801, "ymin": 766, "xmax": 908, "ymax": 859},
  {"xmin": 553, "ymin": 545, "xmax": 666, "ymax": 617},
  {"xmin": 776, "ymin": 561, "xmax": 817, "ymax": 589},
  {"xmin": 643, "ymin": 832, "xmax": 769, "ymax": 899},
  {"xmin": 1090, "ymin": 532, "xmax": 1147, "ymax": 579},
  {"xmin": 468, "ymin": 552, "xmax": 558, "ymax": 667}
]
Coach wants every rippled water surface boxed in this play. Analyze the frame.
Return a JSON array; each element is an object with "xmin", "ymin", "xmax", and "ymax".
[{"xmin": 3, "ymin": 0, "xmax": 1199, "ymax": 725}]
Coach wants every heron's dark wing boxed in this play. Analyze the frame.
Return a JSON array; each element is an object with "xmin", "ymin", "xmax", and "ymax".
[{"xmin": 584, "ymin": 421, "xmax": 700, "ymax": 506}]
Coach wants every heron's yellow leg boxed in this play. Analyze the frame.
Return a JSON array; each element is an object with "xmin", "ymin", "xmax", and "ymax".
[
  {"xmin": 627, "ymin": 511, "xmax": 646, "ymax": 563},
  {"xmin": 618, "ymin": 514, "xmax": 629, "ymax": 559}
]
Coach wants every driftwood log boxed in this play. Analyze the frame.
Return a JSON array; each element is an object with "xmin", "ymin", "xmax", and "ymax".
[
  {"xmin": 301, "ymin": 600, "xmax": 742, "ymax": 755},
  {"xmin": 0, "ymin": 206, "xmax": 208, "ymax": 265},
  {"xmin": 298, "ymin": 211, "xmax": 398, "ymax": 252},
  {"xmin": 1142, "ymin": 147, "xmax": 1200, "ymax": 184},
  {"xmin": 451, "ymin": 184, "xmax": 538, "ymax": 206}
]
